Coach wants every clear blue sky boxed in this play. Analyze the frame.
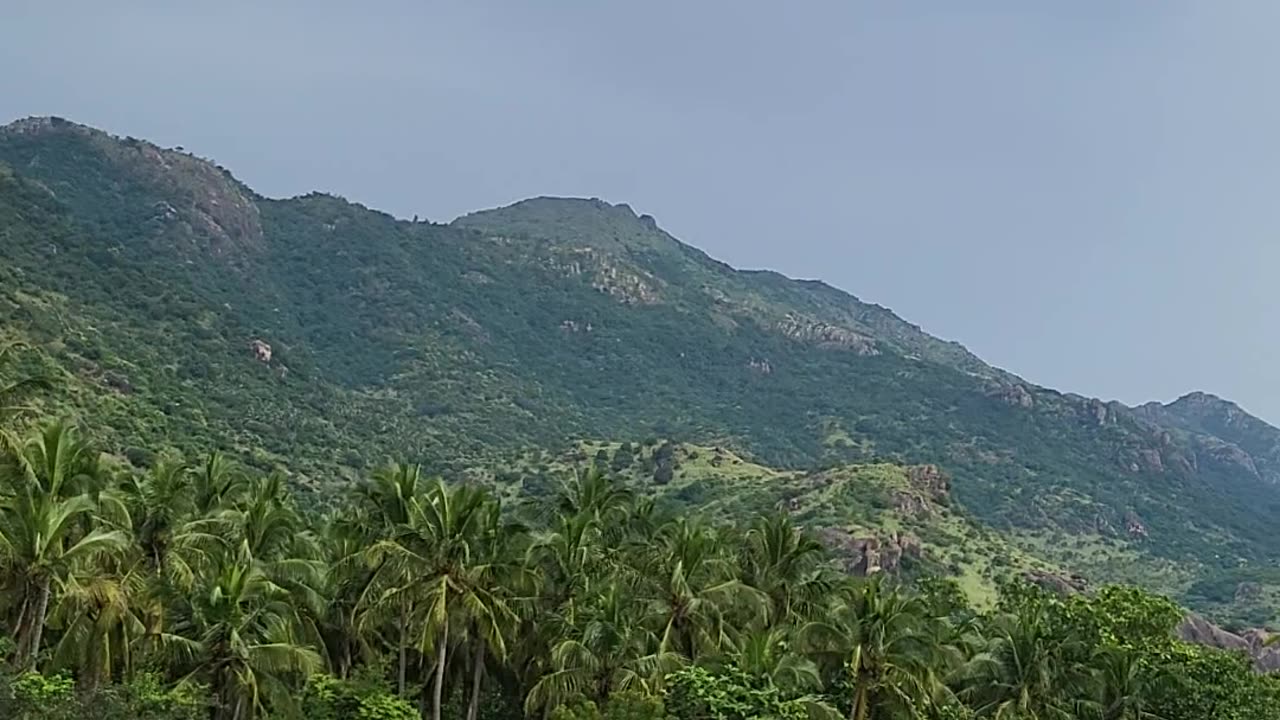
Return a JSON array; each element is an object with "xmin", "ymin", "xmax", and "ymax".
[{"xmin": 4, "ymin": 1, "xmax": 1279, "ymax": 419}]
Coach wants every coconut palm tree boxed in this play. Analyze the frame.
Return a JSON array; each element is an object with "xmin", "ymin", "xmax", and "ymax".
[
  {"xmin": 366, "ymin": 479, "xmax": 508, "ymax": 720},
  {"xmin": 737, "ymin": 512, "xmax": 836, "ymax": 626},
  {"xmin": 353, "ymin": 461, "xmax": 425, "ymax": 696},
  {"xmin": 960, "ymin": 605, "xmax": 1094, "ymax": 720},
  {"xmin": 525, "ymin": 582, "xmax": 681, "ymax": 716},
  {"xmin": 158, "ymin": 542, "xmax": 321, "ymax": 720},
  {"xmin": 803, "ymin": 576, "xmax": 950, "ymax": 720},
  {"xmin": 1091, "ymin": 646, "xmax": 1168, "ymax": 720},
  {"xmin": 0, "ymin": 421, "xmax": 130, "ymax": 669},
  {"xmin": 643, "ymin": 518, "xmax": 763, "ymax": 660}
]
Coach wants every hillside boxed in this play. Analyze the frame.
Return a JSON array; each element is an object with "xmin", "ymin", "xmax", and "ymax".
[{"xmin": 2, "ymin": 116, "xmax": 1280, "ymax": 623}]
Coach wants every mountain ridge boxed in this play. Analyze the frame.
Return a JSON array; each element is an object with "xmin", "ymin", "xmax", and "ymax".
[{"xmin": 3, "ymin": 115, "xmax": 1280, "ymax": 625}]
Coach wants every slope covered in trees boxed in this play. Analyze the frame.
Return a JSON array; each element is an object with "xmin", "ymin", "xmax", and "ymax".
[
  {"xmin": 1, "ymin": 414, "xmax": 1279, "ymax": 720},
  {"xmin": 2, "ymin": 116, "xmax": 1280, "ymax": 625}
]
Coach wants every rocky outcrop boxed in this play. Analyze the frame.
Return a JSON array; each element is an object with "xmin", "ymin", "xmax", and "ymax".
[
  {"xmin": 818, "ymin": 528, "xmax": 922, "ymax": 576},
  {"xmin": 250, "ymin": 339, "xmax": 272, "ymax": 363},
  {"xmin": 776, "ymin": 314, "xmax": 878, "ymax": 355},
  {"xmin": 907, "ymin": 464, "xmax": 951, "ymax": 501},
  {"xmin": 1176, "ymin": 614, "xmax": 1280, "ymax": 672},
  {"xmin": 1023, "ymin": 569, "xmax": 1088, "ymax": 595},
  {"xmin": 545, "ymin": 248, "xmax": 660, "ymax": 305},
  {"xmin": 1124, "ymin": 512, "xmax": 1149, "ymax": 539},
  {"xmin": 993, "ymin": 383, "xmax": 1035, "ymax": 409}
]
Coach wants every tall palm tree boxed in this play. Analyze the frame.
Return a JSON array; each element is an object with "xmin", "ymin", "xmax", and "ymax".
[
  {"xmin": 366, "ymin": 479, "xmax": 509, "ymax": 720},
  {"xmin": 354, "ymin": 461, "xmax": 425, "ymax": 696},
  {"xmin": 46, "ymin": 561, "xmax": 145, "ymax": 690},
  {"xmin": 642, "ymin": 519, "xmax": 761, "ymax": 660},
  {"xmin": 0, "ymin": 421, "xmax": 130, "ymax": 669},
  {"xmin": 119, "ymin": 457, "xmax": 225, "ymax": 590},
  {"xmin": 803, "ymin": 576, "xmax": 949, "ymax": 720},
  {"xmin": 738, "ymin": 513, "xmax": 836, "ymax": 626},
  {"xmin": 462, "ymin": 498, "xmax": 531, "ymax": 720},
  {"xmin": 525, "ymin": 582, "xmax": 681, "ymax": 716},
  {"xmin": 158, "ymin": 542, "xmax": 322, "ymax": 720},
  {"xmin": 960, "ymin": 605, "xmax": 1094, "ymax": 720}
]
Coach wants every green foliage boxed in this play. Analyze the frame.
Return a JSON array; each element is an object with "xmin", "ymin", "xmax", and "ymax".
[
  {"xmin": 0, "ymin": 671, "xmax": 204, "ymax": 720},
  {"xmin": 2, "ymin": 119, "xmax": 1280, "ymax": 720},
  {"xmin": 6, "ymin": 118, "xmax": 1280, "ymax": 626},
  {"xmin": 665, "ymin": 666, "xmax": 807, "ymax": 720},
  {"xmin": 302, "ymin": 674, "xmax": 417, "ymax": 720}
]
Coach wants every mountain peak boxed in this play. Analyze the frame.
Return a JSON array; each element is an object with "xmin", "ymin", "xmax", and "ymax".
[
  {"xmin": 452, "ymin": 196, "xmax": 671, "ymax": 255},
  {"xmin": 0, "ymin": 116, "xmax": 263, "ymax": 259}
]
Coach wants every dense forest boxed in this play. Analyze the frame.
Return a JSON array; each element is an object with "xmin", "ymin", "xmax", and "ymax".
[{"xmin": 1, "ymin": 370, "xmax": 1279, "ymax": 719}]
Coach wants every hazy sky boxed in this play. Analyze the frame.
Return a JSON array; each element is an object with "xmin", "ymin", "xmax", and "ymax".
[{"xmin": 4, "ymin": 1, "xmax": 1280, "ymax": 419}]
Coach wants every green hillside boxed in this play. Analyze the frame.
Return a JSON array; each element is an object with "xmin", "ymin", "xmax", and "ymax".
[{"xmin": 2, "ymin": 116, "xmax": 1280, "ymax": 624}]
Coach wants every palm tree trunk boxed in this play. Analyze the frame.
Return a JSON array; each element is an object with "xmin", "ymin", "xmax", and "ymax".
[
  {"xmin": 466, "ymin": 639, "xmax": 485, "ymax": 720},
  {"xmin": 851, "ymin": 680, "xmax": 869, "ymax": 720},
  {"xmin": 398, "ymin": 604, "xmax": 409, "ymax": 696},
  {"xmin": 18, "ymin": 576, "xmax": 51, "ymax": 669},
  {"xmin": 432, "ymin": 619, "xmax": 449, "ymax": 720}
]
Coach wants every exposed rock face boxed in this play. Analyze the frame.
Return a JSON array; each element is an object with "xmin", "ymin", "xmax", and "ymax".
[
  {"xmin": 250, "ymin": 339, "xmax": 272, "ymax": 363},
  {"xmin": 908, "ymin": 464, "xmax": 951, "ymax": 501},
  {"xmin": 545, "ymin": 248, "xmax": 661, "ymax": 304},
  {"xmin": 1176, "ymin": 614, "xmax": 1280, "ymax": 672},
  {"xmin": 1124, "ymin": 512, "xmax": 1149, "ymax": 539},
  {"xmin": 994, "ymin": 383, "xmax": 1035, "ymax": 408},
  {"xmin": 777, "ymin": 314, "xmax": 878, "ymax": 355},
  {"xmin": 560, "ymin": 319, "xmax": 593, "ymax": 333},
  {"xmin": 1023, "ymin": 569, "xmax": 1088, "ymax": 595},
  {"xmin": 818, "ymin": 528, "xmax": 922, "ymax": 576},
  {"xmin": 2, "ymin": 117, "xmax": 264, "ymax": 259}
]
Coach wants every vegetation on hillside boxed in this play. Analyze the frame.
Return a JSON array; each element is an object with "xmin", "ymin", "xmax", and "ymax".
[
  {"xmin": 3, "ymin": 116, "xmax": 1280, "ymax": 625},
  {"xmin": 2, "ymin": 410, "xmax": 1280, "ymax": 719}
]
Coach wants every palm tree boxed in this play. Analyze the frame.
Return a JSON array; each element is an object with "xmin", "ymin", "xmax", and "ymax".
[
  {"xmin": 642, "ymin": 518, "xmax": 762, "ymax": 660},
  {"xmin": 0, "ymin": 421, "xmax": 130, "ymax": 669},
  {"xmin": 158, "ymin": 542, "xmax": 322, "ymax": 720},
  {"xmin": 461, "ymin": 498, "xmax": 531, "ymax": 720},
  {"xmin": 525, "ymin": 583, "xmax": 681, "ymax": 716},
  {"xmin": 46, "ymin": 561, "xmax": 145, "ymax": 690},
  {"xmin": 960, "ymin": 605, "xmax": 1094, "ymax": 720},
  {"xmin": 119, "ymin": 456, "xmax": 225, "ymax": 589},
  {"xmin": 802, "ymin": 576, "xmax": 949, "ymax": 720},
  {"xmin": 191, "ymin": 452, "xmax": 246, "ymax": 517},
  {"xmin": 366, "ymin": 479, "xmax": 510, "ymax": 720},
  {"xmin": 732, "ymin": 625, "xmax": 824, "ymax": 693},
  {"xmin": 354, "ymin": 462, "xmax": 425, "ymax": 696},
  {"xmin": 738, "ymin": 512, "xmax": 836, "ymax": 626},
  {"xmin": 1091, "ymin": 646, "xmax": 1168, "ymax": 720}
]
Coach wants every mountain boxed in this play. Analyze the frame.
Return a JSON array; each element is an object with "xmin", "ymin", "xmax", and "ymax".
[{"xmin": 2, "ymin": 116, "xmax": 1280, "ymax": 623}]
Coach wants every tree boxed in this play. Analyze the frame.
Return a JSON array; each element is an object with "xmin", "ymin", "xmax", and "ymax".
[
  {"xmin": 525, "ymin": 583, "xmax": 679, "ymax": 716},
  {"xmin": 0, "ymin": 422, "xmax": 130, "ymax": 669},
  {"xmin": 803, "ymin": 577, "xmax": 949, "ymax": 720},
  {"xmin": 366, "ymin": 480, "xmax": 512, "ymax": 720},
  {"xmin": 960, "ymin": 602, "xmax": 1093, "ymax": 720},
  {"xmin": 156, "ymin": 543, "xmax": 321, "ymax": 720},
  {"xmin": 737, "ymin": 513, "xmax": 834, "ymax": 626}
]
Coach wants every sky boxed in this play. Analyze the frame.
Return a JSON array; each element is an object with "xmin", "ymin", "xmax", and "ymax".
[{"xmin": 3, "ymin": 1, "xmax": 1280, "ymax": 420}]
